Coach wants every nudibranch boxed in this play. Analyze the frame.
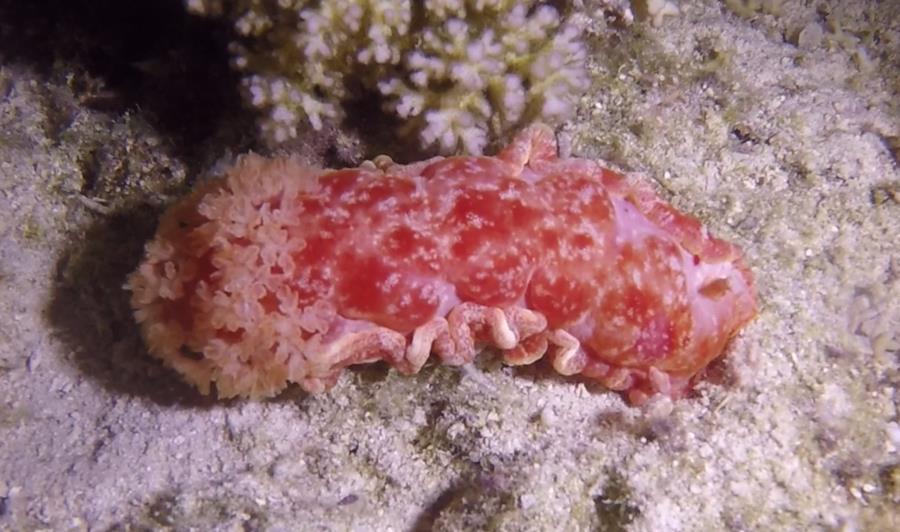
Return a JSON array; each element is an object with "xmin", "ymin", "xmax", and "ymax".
[{"xmin": 127, "ymin": 124, "xmax": 756, "ymax": 404}]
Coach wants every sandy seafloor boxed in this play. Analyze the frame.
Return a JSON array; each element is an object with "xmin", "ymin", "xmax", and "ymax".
[{"xmin": 1, "ymin": 0, "xmax": 898, "ymax": 530}]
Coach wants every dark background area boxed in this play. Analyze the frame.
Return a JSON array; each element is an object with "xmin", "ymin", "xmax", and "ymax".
[{"xmin": 0, "ymin": 0, "xmax": 250, "ymax": 166}]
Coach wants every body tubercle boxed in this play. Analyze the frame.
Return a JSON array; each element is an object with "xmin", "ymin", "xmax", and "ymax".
[{"xmin": 126, "ymin": 124, "xmax": 757, "ymax": 404}]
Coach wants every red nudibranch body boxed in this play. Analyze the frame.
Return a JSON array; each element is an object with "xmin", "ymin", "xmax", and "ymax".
[{"xmin": 127, "ymin": 124, "xmax": 756, "ymax": 404}]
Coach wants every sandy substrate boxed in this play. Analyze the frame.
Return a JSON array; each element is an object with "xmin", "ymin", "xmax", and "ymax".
[{"xmin": 0, "ymin": 0, "xmax": 898, "ymax": 530}]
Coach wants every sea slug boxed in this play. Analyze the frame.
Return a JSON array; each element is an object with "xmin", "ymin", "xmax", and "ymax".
[{"xmin": 127, "ymin": 124, "xmax": 757, "ymax": 404}]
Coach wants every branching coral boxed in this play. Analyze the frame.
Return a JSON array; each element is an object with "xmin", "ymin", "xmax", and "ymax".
[{"xmin": 186, "ymin": 0, "xmax": 588, "ymax": 153}]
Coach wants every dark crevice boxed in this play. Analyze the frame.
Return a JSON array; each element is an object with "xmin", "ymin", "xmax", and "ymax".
[{"xmin": 0, "ymin": 0, "xmax": 253, "ymax": 170}]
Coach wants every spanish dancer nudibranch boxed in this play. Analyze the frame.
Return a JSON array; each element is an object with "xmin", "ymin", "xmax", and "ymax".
[{"xmin": 127, "ymin": 124, "xmax": 757, "ymax": 404}]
